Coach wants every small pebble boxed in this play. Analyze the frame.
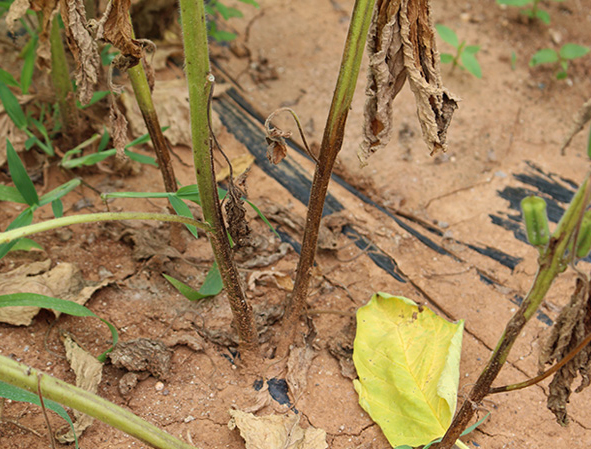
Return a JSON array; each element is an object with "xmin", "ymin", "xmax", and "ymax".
[
  {"xmin": 155, "ymin": 381, "xmax": 165, "ymax": 391},
  {"xmin": 184, "ymin": 415, "xmax": 195, "ymax": 423}
]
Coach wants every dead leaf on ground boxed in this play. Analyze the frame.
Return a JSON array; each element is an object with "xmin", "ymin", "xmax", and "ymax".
[
  {"xmin": 59, "ymin": 0, "xmax": 100, "ymax": 104},
  {"xmin": 561, "ymin": 97, "xmax": 591, "ymax": 155},
  {"xmin": 0, "ymin": 260, "xmax": 110, "ymax": 326},
  {"xmin": 216, "ymin": 154, "xmax": 255, "ymax": 182},
  {"xmin": 328, "ymin": 323, "xmax": 357, "ymax": 380},
  {"xmin": 228, "ymin": 409, "xmax": 327, "ymax": 449},
  {"xmin": 117, "ymin": 226, "xmax": 183, "ymax": 261},
  {"xmin": 248, "ymin": 270, "xmax": 294, "ymax": 291},
  {"xmin": 359, "ymin": 0, "xmax": 458, "ymax": 165},
  {"xmin": 5, "ymin": 0, "xmax": 30, "ymax": 33},
  {"xmin": 539, "ymin": 277, "xmax": 591, "ymax": 425},
  {"xmin": 286, "ymin": 346, "xmax": 316, "ymax": 401},
  {"xmin": 56, "ymin": 333, "xmax": 103, "ymax": 443},
  {"xmin": 108, "ymin": 338, "xmax": 172, "ymax": 379},
  {"xmin": 0, "ymin": 112, "xmax": 28, "ymax": 167}
]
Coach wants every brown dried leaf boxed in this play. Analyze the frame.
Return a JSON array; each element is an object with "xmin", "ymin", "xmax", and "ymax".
[
  {"xmin": 6, "ymin": 0, "xmax": 30, "ymax": 33},
  {"xmin": 108, "ymin": 338, "xmax": 172, "ymax": 379},
  {"xmin": 359, "ymin": 0, "xmax": 458, "ymax": 165},
  {"xmin": 100, "ymin": 0, "xmax": 143, "ymax": 67},
  {"xmin": 109, "ymin": 101, "xmax": 129, "ymax": 156},
  {"xmin": 561, "ymin": 97, "xmax": 591, "ymax": 155},
  {"xmin": 59, "ymin": 0, "xmax": 100, "ymax": 104},
  {"xmin": 225, "ymin": 174, "xmax": 251, "ymax": 248},
  {"xmin": 56, "ymin": 333, "xmax": 103, "ymax": 443},
  {"xmin": 30, "ymin": 0, "xmax": 59, "ymax": 70},
  {"xmin": 228, "ymin": 409, "xmax": 327, "ymax": 449},
  {"xmin": 286, "ymin": 346, "xmax": 316, "ymax": 401},
  {"xmin": 0, "ymin": 261, "xmax": 109, "ymax": 326},
  {"xmin": 266, "ymin": 127, "xmax": 291, "ymax": 164},
  {"xmin": 248, "ymin": 271, "xmax": 294, "ymax": 291},
  {"xmin": 539, "ymin": 277, "xmax": 591, "ymax": 425}
]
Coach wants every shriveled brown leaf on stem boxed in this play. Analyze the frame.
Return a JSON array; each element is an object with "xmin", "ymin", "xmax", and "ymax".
[
  {"xmin": 29, "ymin": 0, "xmax": 59, "ymax": 70},
  {"xmin": 561, "ymin": 97, "xmax": 591, "ymax": 155},
  {"xmin": 359, "ymin": 0, "xmax": 458, "ymax": 165},
  {"xmin": 539, "ymin": 276, "xmax": 591, "ymax": 425},
  {"xmin": 59, "ymin": 0, "xmax": 100, "ymax": 104},
  {"xmin": 225, "ymin": 172, "xmax": 251, "ymax": 248}
]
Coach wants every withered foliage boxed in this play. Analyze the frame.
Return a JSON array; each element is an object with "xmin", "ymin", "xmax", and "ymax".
[
  {"xmin": 225, "ymin": 172, "xmax": 251, "ymax": 248},
  {"xmin": 265, "ymin": 126, "xmax": 291, "ymax": 165},
  {"xmin": 561, "ymin": 97, "xmax": 591, "ymax": 155},
  {"xmin": 359, "ymin": 0, "xmax": 458, "ymax": 165},
  {"xmin": 539, "ymin": 277, "xmax": 591, "ymax": 425}
]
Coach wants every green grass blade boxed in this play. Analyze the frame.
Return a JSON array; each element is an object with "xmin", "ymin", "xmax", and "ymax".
[
  {"xmin": 0, "ymin": 381, "xmax": 79, "ymax": 449},
  {"xmin": 20, "ymin": 36, "xmax": 37, "ymax": 95},
  {"xmin": 51, "ymin": 199, "xmax": 64, "ymax": 218},
  {"xmin": 245, "ymin": 199, "xmax": 279, "ymax": 237},
  {"xmin": 163, "ymin": 262, "xmax": 222, "ymax": 301},
  {"xmin": 124, "ymin": 149, "xmax": 158, "ymax": 166},
  {"xmin": 61, "ymin": 149, "xmax": 116, "ymax": 169},
  {"xmin": 6, "ymin": 140, "xmax": 39, "ymax": 206},
  {"xmin": 0, "ymin": 184, "xmax": 27, "ymax": 204},
  {"xmin": 0, "ymin": 68, "xmax": 21, "ymax": 89},
  {"xmin": 168, "ymin": 195, "xmax": 199, "ymax": 238},
  {"xmin": 0, "ymin": 82, "xmax": 27, "ymax": 129},
  {"xmin": 496, "ymin": 0, "xmax": 531, "ymax": 5},
  {"xmin": 0, "ymin": 293, "xmax": 118, "ymax": 362},
  {"xmin": 9, "ymin": 238, "xmax": 43, "ymax": 252},
  {"xmin": 39, "ymin": 178, "xmax": 81, "ymax": 206},
  {"xmin": 175, "ymin": 185, "xmax": 202, "ymax": 205},
  {"xmin": 0, "ymin": 208, "xmax": 34, "ymax": 260}
]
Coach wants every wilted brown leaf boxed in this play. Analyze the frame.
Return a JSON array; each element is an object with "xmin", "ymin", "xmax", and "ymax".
[
  {"xmin": 561, "ymin": 97, "xmax": 591, "ymax": 155},
  {"xmin": 0, "ymin": 261, "xmax": 109, "ymax": 326},
  {"xmin": 56, "ymin": 333, "xmax": 103, "ymax": 443},
  {"xmin": 109, "ymin": 101, "xmax": 129, "ymax": 156},
  {"xmin": 228, "ymin": 409, "xmax": 327, "ymax": 449},
  {"xmin": 108, "ymin": 338, "xmax": 172, "ymax": 379},
  {"xmin": 359, "ymin": 0, "xmax": 458, "ymax": 165},
  {"xmin": 98, "ymin": 0, "xmax": 143, "ymax": 67},
  {"xmin": 5, "ymin": 0, "xmax": 30, "ymax": 33},
  {"xmin": 265, "ymin": 127, "xmax": 291, "ymax": 164},
  {"xmin": 286, "ymin": 346, "xmax": 316, "ymax": 401},
  {"xmin": 225, "ymin": 175, "xmax": 251, "ymax": 248},
  {"xmin": 30, "ymin": 0, "xmax": 59, "ymax": 70},
  {"xmin": 59, "ymin": 0, "xmax": 100, "ymax": 104},
  {"xmin": 539, "ymin": 277, "xmax": 591, "ymax": 425}
]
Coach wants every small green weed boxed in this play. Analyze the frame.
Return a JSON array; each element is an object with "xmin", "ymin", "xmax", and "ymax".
[
  {"xmin": 205, "ymin": 0, "xmax": 260, "ymax": 42},
  {"xmin": 435, "ymin": 24, "xmax": 482, "ymax": 78},
  {"xmin": 530, "ymin": 43, "xmax": 590, "ymax": 79},
  {"xmin": 496, "ymin": 0, "xmax": 564, "ymax": 25}
]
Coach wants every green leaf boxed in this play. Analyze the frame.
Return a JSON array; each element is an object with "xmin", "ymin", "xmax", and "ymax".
[
  {"xmin": 215, "ymin": 2, "xmax": 243, "ymax": 20},
  {"xmin": 461, "ymin": 51, "xmax": 482, "ymax": 78},
  {"xmin": 124, "ymin": 149, "xmax": 158, "ymax": 166},
  {"xmin": 0, "ymin": 82, "xmax": 27, "ymax": 129},
  {"xmin": 163, "ymin": 262, "xmax": 223, "ymax": 301},
  {"xmin": 76, "ymin": 90, "xmax": 110, "ymax": 109},
  {"xmin": 463, "ymin": 45, "xmax": 480, "ymax": 55},
  {"xmin": 97, "ymin": 128, "xmax": 110, "ymax": 151},
  {"xmin": 0, "ymin": 184, "xmax": 27, "ymax": 203},
  {"xmin": 9, "ymin": 238, "xmax": 43, "ymax": 252},
  {"xmin": 353, "ymin": 293, "xmax": 464, "ymax": 448},
  {"xmin": 238, "ymin": 0, "xmax": 260, "ymax": 6},
  {"xmin": 0, "ymin": 381, "xmax": 79, "ymax": 449},
  {"xmin": 124, "ymin": 126, "xmax": 169, "ymax": 148},
  {"xmin": 0, "ymin": 208, "xmax": 34, "ymax": 260},
  {"xmin": 245, "ymin": 199, "xmax": 279, "ymax": 237},
  {"xmin": 100, "ymin": 44, "xmax": 119, "ymax": 66},
  {"xmin": 533, "ymin": 8, "xmax": 551, "ymax": 24},
  {"xmin": 6, "ymin": 140, "xmax": 39, "ymax": 206},
  {"xmin": 51, "ymin": 199, "xmax": 64, "ymax": 218},
  {"xmin": 176, "ymin": 184, "xmax": 202, "ymax": 204},
  {"xmin": 39, "ymin": 178, "xmax": 81, "ymax": 206},
  {"xmin": 496, "ymin": 0, "xmax": 531, "ymax": 6},
  {"xmin": 29, "ymin": 118, "xmax": 54, "ymax": 155},
  {"xmin": 559, "ymin": 43, "xmax": 590, "ymax": 60},
  {"xmin": 440, "ymin": 53, "xmax": 454, "ymax": 64},
  {"xmin": 0, "ymin": 293, "xmax": 118, "ymax": 362},
  {"xmin": 20, "ymin": 36, "xmax": 37, "ymax": 95},
  {"xmin": 556, "ymin": 70, "xmax": 568, "ymax": 80},
  {"xmin": 510, "ymin": 51, "xmax": 517, "ymax": 70},
  {"xmin": 61, "ymin": 149, "xmax": 117, "ymax": 169},
  {"xmin": 0, "ymin": 68, "xmax": 21, "ymax": 89},
  {"xmin": 530, "ymin": 48, "xmax": 558, "ymax": 66},
  {"xmin": 168, "ymin": 195, "xmax": 199, "ymax": 238},
  {"xmin": 100, "ymin": 191, "xmax": 171, "ymax": 200},
  {"xmin": 435, "ymin": 25, "xmax": 459, "ymax": 48}
]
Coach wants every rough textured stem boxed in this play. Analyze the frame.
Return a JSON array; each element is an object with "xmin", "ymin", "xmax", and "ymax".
[
  {"xmin": 178, "ymin": 0, "xmax": 259, "ymax": 361},
  {"xmin": 0, "ymin": 212, "xmax": 210, "ymax": 244},
  {"xmin": 50, "ymin": 15, "xmax": 79, "ymax": 139},
  {"xmin": 434, "ymin": 174, "xmax": 591, "ymax": 449},
  {"xmin": 278, "ymin": 0, "xmax": 376, "ymax": 353},
  {"xmin": 0, "ymin": 356, "xmax": 198, "ymax": 449}
]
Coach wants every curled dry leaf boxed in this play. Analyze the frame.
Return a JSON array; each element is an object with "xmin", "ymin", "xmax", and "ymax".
[
  {"xmin": 59, "ymin": 0, "xmax": 100, "ymax": 104},
  {"xmin": 539, "ymin": 277, "xmax": 591, "ymax": 425},
  {"xmin": 109, "ymin": 101, "xmax": 129, "ymax": 156},
  {"xmin": 56, "ymin": 333, "xmax": 103, "ymax": 443},
  {"xmin": 228, "ymin": 409, "xmax": 327, "ymax": 449},
  {"xmin": 265, "ymin": 127, "xmax": 291, "ymax": 164},
  {"xmin": 97, "ymin": 0, "xmax": 144, "ymax": 68},
  {"xmin": 561, "ymin": 97, "xmax": 591, "ymax": 155},
  {"xmin": 225, "ymin": 174, "xmax": 251, "ymax": 248},
  {"xmin": 30, "ymin": 0, "xmax": 59, "ymax": 70},
  {"xmin": 5, "ymin": 0, "xmax": 30, "ymax": 33},
  {"xmin": 108, "ymin": 338, "xmax": 172, "ymax": 379},
  {"xmin": 359, "ymin": 0, "xmax": 458, "ymax": 165}
]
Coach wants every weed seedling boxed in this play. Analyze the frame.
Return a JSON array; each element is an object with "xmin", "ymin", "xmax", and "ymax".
[
  {"xmin": 496, "ymin": 0, "xmax": 564, "ymax": 25},
  {"xmin": 435, "ymin": 25, "xmax": 482, "ymax": 78},
  {"xmin": 530, "ymin": 43, "xmax": 590, "ymax": 79}
]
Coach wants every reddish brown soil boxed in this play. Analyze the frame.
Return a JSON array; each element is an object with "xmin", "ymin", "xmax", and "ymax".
[{"xmin": 2, "ymin": 1, "xmax": 591, "ymax": 448}]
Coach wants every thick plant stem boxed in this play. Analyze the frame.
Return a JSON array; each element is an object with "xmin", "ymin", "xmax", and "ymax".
[
  {"xmin": 178, "ymin": 0, "xmax": 259, "ymax": 361},
  {"xmin": 0, "ymin": 356, "xmax": 198, "ymax": 449},
  {"xmin": 278, "ymin": 0, "xmax": 376, "ymax": 354},
  {"xmin": 434, "ymin": 174, "xmax": 591, "ymax": 449},
  {"xmin": 50, "ymin": 15, "xmax": 79, "ymax": 139},
  {"xmin": 0, "ymin": 212, "xmax": 210, "ymax": 244}
]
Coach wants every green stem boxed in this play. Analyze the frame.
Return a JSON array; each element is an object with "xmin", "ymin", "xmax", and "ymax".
[
  {"xmin": 434, "ymin": 173, "xmax": 591, "ymax": 449},
  {"xmin": 0, "ymin": 356, "xmax": 198, "ymax": 449},
  {"xmin": 178, "ymin": 0, "xmax": 259, "ymax": 361},
  {"xmin": 50, "ymin": 15, "xmax": 79, "ymax": 138},
  {"xmin": 278, "ymin": 0, "xmax": 376, "ymax": 354},
  {"xmin": 0, "ymin": 212, "xmax": 210, "ymax": 244}
]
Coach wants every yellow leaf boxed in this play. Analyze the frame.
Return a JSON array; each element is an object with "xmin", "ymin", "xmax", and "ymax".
[{"xmin": 353, "ymin": 292, "xmax": 464, "ymax": 448}]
